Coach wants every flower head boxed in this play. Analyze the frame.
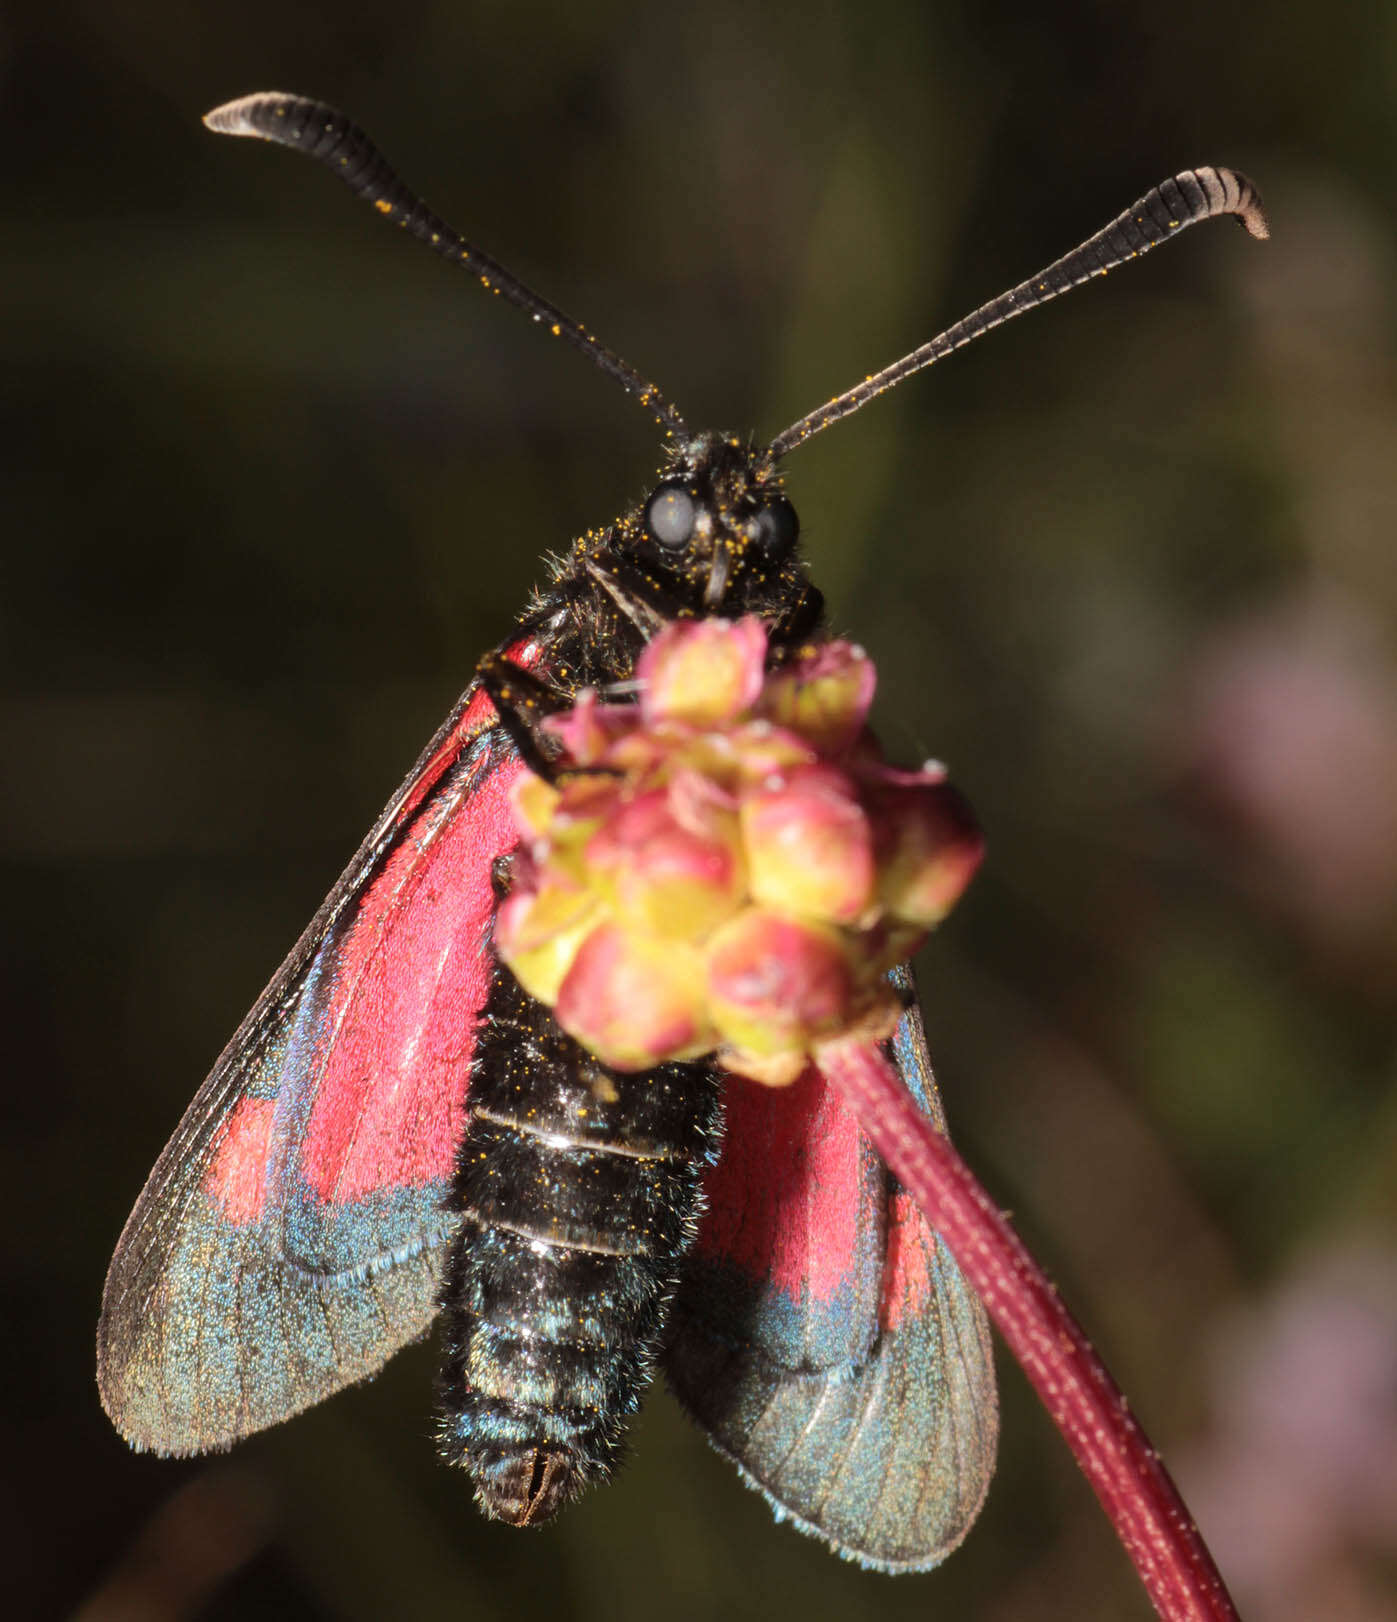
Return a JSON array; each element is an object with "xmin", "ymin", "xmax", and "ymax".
[{"xmin": 495, "ymin": 616, "xmax": 982, "ymax": 1080}]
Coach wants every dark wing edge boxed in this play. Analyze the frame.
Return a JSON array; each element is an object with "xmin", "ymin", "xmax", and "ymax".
[
  {"xmin": 665, "ymin": 969, "xmax": 998, "ymax": 1573},
  {"xmin": 97, "ymin": 675, "xmax": 510, "ymax": 1454}
]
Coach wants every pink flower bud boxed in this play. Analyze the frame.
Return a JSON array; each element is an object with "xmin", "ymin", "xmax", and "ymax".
[
  {"xmin": 741, "ymin": 766, "xmax": 876, "ymax": 924},
  {"xmin": 638, "ymin": 616, "xmax": 768, "ymax": 727},
  {"xmin": 719, "ymin": 1049, "xmax": 812, "ymax": 1088},
  {"xmin": 495, "ymin": 875, "xmax": 601, "ymax": 1006},
  {"xmin": 510, "ymin": 773, "xmax": 560, "ymax": 842},
  {"xmin": 585, "ymin": 789, "xmax": 745, "ymax": 940},
  {"xmin": 533, "ymin": 776, "xmax": 624, "ymax": 885},
  {"xmin": 541, "ymin": 688, "xmax": 634, "ymax": 766},
  {"xmin": 874, "ymin": 781, "xmax": 984, "ymax": 925},
  {"xmin": 666, "ymin": 766, "xmax": 739, "ymax": 832},
  {"xmin": 759, "ymin": 640, "xmax": 876, "ymax": 755},
  {"xmin": 706, "ymin": 909, "xmax": 855, "ymax": 1056},
  {"xmin": 725, "ymin": 722, "xmax": 820, "ymax": 787},
  {"xmin": 555, "ymin": 922, "xmax": 715, "ymax": 1070}
]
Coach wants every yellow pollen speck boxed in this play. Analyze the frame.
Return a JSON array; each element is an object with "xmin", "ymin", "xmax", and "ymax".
[
  {"xmin": 374, "ymin": 199, "xmax": 392, "ymax": 214},
  {"xmin": 551, "ymin": 324, "xmax": 561, "ymax": 336}
]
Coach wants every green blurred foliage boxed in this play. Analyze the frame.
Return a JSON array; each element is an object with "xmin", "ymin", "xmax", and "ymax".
[{"xmin": 6, "ymin": 2, "xmax": 1397, "ymax": 1618}]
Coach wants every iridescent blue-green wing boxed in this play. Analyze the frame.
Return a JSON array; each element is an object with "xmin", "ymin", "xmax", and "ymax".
[
  {"xmin": 98, "ymin": 683, "xmax": 524, "ymax": 1454},
  {"xmin": 663, "ymin": 973, "xmax": 997, "ymax": 1572}
]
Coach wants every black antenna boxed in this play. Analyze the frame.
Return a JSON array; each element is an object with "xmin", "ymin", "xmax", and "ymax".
[
  {"xmin": 204, "ymin": 93, "xmax": 689, "ymax": 441},
  {"xmin": 768, "ymin": 167, "xmax": 1268, "ymax": 459}
]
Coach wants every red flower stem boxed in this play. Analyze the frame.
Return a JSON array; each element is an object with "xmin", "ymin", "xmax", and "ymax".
[{"xmin": 819, "ymin": 1039, "xmax": 1238, "ymax": 1622}]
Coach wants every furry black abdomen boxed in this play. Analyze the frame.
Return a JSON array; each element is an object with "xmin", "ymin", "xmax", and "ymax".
[{"xmin": 437, "ymin": 962, "xmax": 723, "ymax": 1524}]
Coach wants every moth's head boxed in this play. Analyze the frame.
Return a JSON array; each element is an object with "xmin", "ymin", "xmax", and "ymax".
[{"xmin": 613, "ymin": 432, "xmax": 801, "ymax": 614}]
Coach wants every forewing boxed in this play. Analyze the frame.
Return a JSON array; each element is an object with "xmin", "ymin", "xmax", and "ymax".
[
  {"xmin": 98, "ymin": 673, "xmax": 526, "ymax": 1454},
  {"xmin": 664, "ymin": 970, "xmax": 998, "ymax": 1573}
]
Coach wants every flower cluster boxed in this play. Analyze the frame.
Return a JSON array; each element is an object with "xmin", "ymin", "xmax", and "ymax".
[{"xmin": 496, "ymin": 616, "xmax": 982, "ymax": 1084}]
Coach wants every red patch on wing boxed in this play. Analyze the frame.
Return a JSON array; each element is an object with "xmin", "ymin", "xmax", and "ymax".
[
  {"xmin": 302, "ymin": 751, "xmax": 525, "ymax": 1203},
  {"xmin": 878, "ymin": 1189, "xmax": 936, "ymax": 1331},
  {"xmin": 699, "ymin": 1065, "xmax": 871, "ymax": 1302},
  {"xmin": 204, "ymin": 1097, "xmax": 275, "ymax": 1224}
]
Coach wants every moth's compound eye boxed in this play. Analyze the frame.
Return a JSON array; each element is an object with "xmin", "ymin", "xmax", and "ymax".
[
  {"xmin": 752, "ymin": 496, "xmax": 799, "ymax": 557},
  {"xmin": 644, "ymin": 482, "xmax": 697, "ymax": 550}
]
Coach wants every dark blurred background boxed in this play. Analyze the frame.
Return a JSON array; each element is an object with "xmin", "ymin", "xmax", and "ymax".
[{"xmin": 7, "ymin": 2, "xmax": 1397, "ymax": 1618}]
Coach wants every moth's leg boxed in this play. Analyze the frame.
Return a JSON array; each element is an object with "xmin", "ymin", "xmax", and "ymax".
[
  {"xmin": 582, "ymin": 557, "xmax": 677, "ymax": 641},
  {"xmin": 476, "ymin": 650, "xmax": 569, "ymax": 780}
]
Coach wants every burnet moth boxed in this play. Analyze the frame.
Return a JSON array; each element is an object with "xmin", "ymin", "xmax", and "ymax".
[{"xmin": 97, "ymin": 93, "xmax": 1268, "ymax": 1573}]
